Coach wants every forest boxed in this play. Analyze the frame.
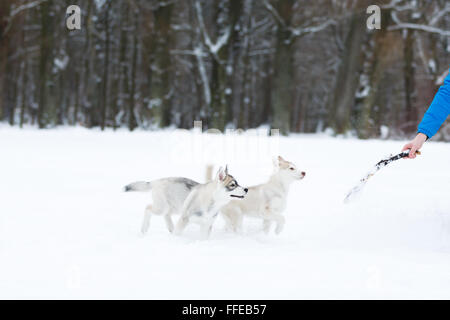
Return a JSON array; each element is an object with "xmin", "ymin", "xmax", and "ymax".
[{"xmin": 0, "ymin": 0, "xmax": 449, "ymax": 138}]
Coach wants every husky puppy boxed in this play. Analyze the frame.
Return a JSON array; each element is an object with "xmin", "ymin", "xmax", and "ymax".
[
  {"xmin": 174, "ymin": 166, "xmax": 248, "ymax": 238},
  {"xmin": 124, "ymin": 177, "xmax": 200, "ymax": 234},
  {"xmin": 221, "ymin": 156, "xmax": 305, "ymax": 235}
]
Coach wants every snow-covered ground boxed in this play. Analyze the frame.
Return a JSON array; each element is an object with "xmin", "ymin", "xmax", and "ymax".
[{"xmin": 1, "ymin": 127, "xmax": 450, "ymax": 299}]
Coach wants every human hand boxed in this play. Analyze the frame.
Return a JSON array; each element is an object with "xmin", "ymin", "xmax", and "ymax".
[{"xmin": 402, "ymin": 133, "xmax": 427, "ymax": 159}]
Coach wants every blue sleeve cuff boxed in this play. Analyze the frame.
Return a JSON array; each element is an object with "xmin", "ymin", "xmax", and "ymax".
[{"xmin": 417, "ymin": 128, "xmax": 432, "ymax": 140}]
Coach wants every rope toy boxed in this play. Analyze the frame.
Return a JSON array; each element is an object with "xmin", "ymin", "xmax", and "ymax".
[{"xmin": 344, "ymin": 149, "xmax": 421, "ymax": 203}]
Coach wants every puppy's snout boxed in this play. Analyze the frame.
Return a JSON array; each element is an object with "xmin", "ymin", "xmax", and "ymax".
[
  {"xmin": 301, "ymin": 172, "xmax": 306, "ymax": 177},
  {"xmin": 244, "ymin": 188, "xmax": 248, "ymax": 193}
]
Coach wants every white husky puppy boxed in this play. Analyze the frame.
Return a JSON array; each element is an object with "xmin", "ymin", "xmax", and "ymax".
[
  {"xmin": 124, "ymin": 177, "xmax": 200, "ymax": 234},
  {"xmin": 174, "ymin": 166, "xmax": 248, "ymax": 238},
  {"xmin": 221, "ymin": 156, "xmax": 306, "ymax": 234}
]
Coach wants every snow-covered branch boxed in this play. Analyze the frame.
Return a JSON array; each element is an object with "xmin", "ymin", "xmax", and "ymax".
[
  {"xmin": 388, "ymin": 22, "xmax": 450, "ymax": 36},
  {"xmin": 169, "ymin": 46, "xmax": 210, "ymax": 94},
  {"xmin": 194, "ymin": 46, "xmax": 211, "ymax": 105},
  {"xmin": 262, "ymin": 0, "xmax": 287, "ymax": 29},
  {"xmin": 291, "ymin": 19, "xmax": 336, "ymax": 38},
  {"xmin": 9, "ymin": 0, "xmax": 48, "ymax": 18},
  {"xmin": 170, "ymin": 49, "xmax": 208, "ymax": 57},
  {"xmin": 386, "ymin": 2, "xmax": 449, "ymax": 37},
  {"xmin": 3, "ymin": 0, "xmax": 48, "ymax": 36},
  {"xmin": 381, "ymin": 0, "xmax": 416, "ymax": 11},
  {"xmin": 194, "ymin": 1, "xmax": 231, "ymax": 59},
  {"xmin": 262, "ymin": 0, "xmax": 334, "ymax": 40},
  {"xmin": 429, "ymin": 4, "xmax": 450, "ymax": 26},
  {"xmin": 248, "ymin": 48, "xmax": 276, "ymax": 57}
]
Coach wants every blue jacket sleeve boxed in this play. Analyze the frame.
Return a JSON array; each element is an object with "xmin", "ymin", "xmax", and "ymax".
[{"xmin": 417, "ymin": 68, "xmax": 450, "ymax": 139}]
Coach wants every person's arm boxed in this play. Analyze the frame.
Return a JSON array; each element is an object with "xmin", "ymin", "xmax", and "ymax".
[{"xmin": 403, "ymin": 69, "xmax": 450, "ymax": 159}]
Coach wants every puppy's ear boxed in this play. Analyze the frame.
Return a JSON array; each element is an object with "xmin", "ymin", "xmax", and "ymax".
[
  {"xmin": 215, "ymin": 167, "xmax": 226, "ymax": 181},
  {"xmin": 272, "ymin": 157, "xmax": 279, "ymax": 169},
  {"xmin": 278, "ymin": 155, "xmax": 289, "ymax": 169}
]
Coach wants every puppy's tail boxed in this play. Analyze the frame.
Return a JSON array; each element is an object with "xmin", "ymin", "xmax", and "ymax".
[{"xmin": 123, "ymin": 181, "xmax": 152, "ymax": 192}]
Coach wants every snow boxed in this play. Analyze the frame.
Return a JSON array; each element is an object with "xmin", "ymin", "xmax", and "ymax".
[
  {"xmin": 147, "ymin": 98, "xmax": 162, "ymax": 109},
  {"xmin": 1, "ymin": 127, "xmax": 450, "ymax": 299},
  {"xmin": 94, "ymin": 0, "xmax": 106, "ymax": 10},
  {"xmin": 356, "ymin": 74, "xmax": 370, "ymax": 98},
  {"xmin": 208, "ymin": 28, "xmax": 230, "ymax": 55},
  {"xmin": 428, "ymin": 59, "xmax": 436, "ymax": 73},
  {"xmin": 54, "ymin": 56, "xmax": 69, "ymax": 71},
  {"xmin": 380, "ymin": 125, "xmax": 389, "ymax": 139}
]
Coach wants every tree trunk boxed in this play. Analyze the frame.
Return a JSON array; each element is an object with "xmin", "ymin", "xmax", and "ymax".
[
  {"xmin": 37, "ymin": 0, "xmax": 53, "ymax": 128},
  {"xmin": 328, "ymin": 13, "xmax": 366, "ymax": 134},
  {"xmin": 129, "ymin": 9, "xmax": 138, "ymax": 131},
  {"xmin": 271, "ymin": 31, "xmax": 293, "ymax": 134},
  {"xmin": 152, "ymin": 3, "xmax": 174, "ymax": 128},
  {"xmin": 0, "ymin": 0, "xmax": 12, "ymax": 121},
  {"xmin": 403, "ymin": 29, "xmax": 416, "ymax": 134},
  {"xmin": 224, "ymin": 0, "xmax": 244, "ymax": 127},
  {"xmin": 270, "ymin": 0, "xmax": 295, "ymax": 134},
  {"xmin": 101, "ymin": 1, "xmax": 111, "ymax": 130}
]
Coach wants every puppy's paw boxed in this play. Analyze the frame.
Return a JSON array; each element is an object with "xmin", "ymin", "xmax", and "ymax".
[
  {"xmin": 139, "ymin": 229, "xmax": 147, "ymax": 237},
  {"xmin": 263, "ymin": 220, "xmax": 271, "ymax": 234},
  {"xmin": 275, "ymin": 225, "xmax": 284, "ymax": 235},
  {"xmin": 275, "ymin": 221, "xmax": 285, "ymax": 235},
  {"xmin": 140, "ymin": 225, "xmax": 149, "ymax": 236}
]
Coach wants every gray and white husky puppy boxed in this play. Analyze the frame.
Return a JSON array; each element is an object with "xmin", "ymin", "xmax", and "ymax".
[
  {"xmin": 124, "ymin": 177, "xmax": 199, "ymax": 234},
  {"xmin": 174, "ymin": 166, "xmax": 248, "ymax": 238},
  {"xmin": 221, "ymin": 156, "xmax": 306, "ymax": 235},
  {"xmin": 124, "ymin": 167, "xmax": 247, "ymax": 236}
]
